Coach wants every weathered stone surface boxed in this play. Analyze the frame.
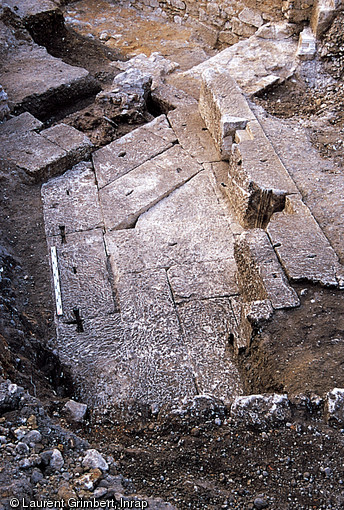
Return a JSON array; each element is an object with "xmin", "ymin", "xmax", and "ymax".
[
  {"xmin": 0, "ymin": 112, "xmax": 42, "ymax": 136},
  {"xmin": 311, "ymin": 1, "xmax": 337, "ymax": 38},
  {"xmin": 151, "ymin": 83, "xmax": 197, "ymax": 113},
  {"xmin": 41, "ymin": 162, "xmax": 103, "ymax": 237},
  {"xmin": 231, "ymin": 393, "xmax": 291, "ymax": 428},
  {"xmin": 168, "ymin": 105, "xmax": 221, "ymax": 163},
  {"xmin": 93, "ymin": 116, "xmax": 175, "ymax": 189},
  {"xmin": 227, "ymin": 119, "xmax": 299, "ymax": 228},
  {"xmin": 0, "ymin": 130, "xmax": 66, "ymax": 181},
  {"xmin": 238, "ymin": 7, "xmax": 263, "ymax": 28},
  {"xmin": 48, "ymin": 229, "xmax": 115, "ymax": 321},
  {"xmin": 185, "ymin": 30, "xmax": 297, "ymax": 95},
  {"xmin": 95, "ymin": 68, "xmax": 151, "ymax": 122},
  {"xmin": 325, "ymin": 388, "xmax": 344, "ymax": 427},
  {"xmin": 63, "ymin": 400, "xmax": 88, "ymax": 423},
  {"xmin": 234, "ymin": 229, "xmax": 300, "ymax": 309},
  {"xmin": 40, "ymin": 123, "xmax": 93, "ymax": 164},
  {"xmin": 267, "ymin": 196, "xmax": 340, "ymax": 287},
  {"xmin": 105, "ymin": 171, "xmax": 236, "ymax": 273},
  {"xmin": 177, "ymin": 298, "xmax": 243, "ymax": 402},
  {"xmin": 3, "ymin": 0, "xmax": 58, "ymax": 22},
  {"xmin": 114, "ymin": 269, "xmax": 196, "ymax": 404},
  {"xmin": 255, "ymin": 22, "xmax": 297, "ymax": 40},
  {"xmin": 0, "ymin": 84, "xmax": 9, "ymax": 121},
  {"xmin": 199, "ymin": 68, "xmax": 255, "ymax": 159},
  {"xmin": 114, "ymin": 52, "xmax": 179, "ymax": 88},
  {"xmin": 82, "ymin": 449, "xmax": 108, "ymax": 472},
  {"xmin": 297, "ymin": 27, "xmax": 317, "ymax": 60},
  {"xmin": 99, "ymin": 144, "xmax": 201, "ymax": 230},
  {"xmin": 167, "ymin": 259, "xmax": 238, "ymax": 303},
  {"xmin": 0, "ymin": 31, "xmax": 96, "ymax": 116},
  {"xmin": 232, "ymin": 299, "xmax": 274, "ymax": 354}
]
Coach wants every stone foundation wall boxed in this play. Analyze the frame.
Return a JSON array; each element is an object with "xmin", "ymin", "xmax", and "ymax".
[{"xmin": 132, "ymin": 0, "xmax": 286, "ymax": 47}]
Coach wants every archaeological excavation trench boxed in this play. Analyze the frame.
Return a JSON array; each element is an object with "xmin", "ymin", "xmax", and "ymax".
[{"xmin": 1, "ymin": 0, "xmax": 344, "ymax": 427}]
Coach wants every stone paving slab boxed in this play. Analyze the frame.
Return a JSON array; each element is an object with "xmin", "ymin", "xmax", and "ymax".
[
  {"xmin": 0, "ymin": 130, "xmax": 67, "ymax": 181},
  {"xmin": 48, "ymin": 229, "xmax": 115, "ymax": 322},
  {"xmin": 114, "ymin": 269, "xmax": 196, "ymax": 405},
  {"xmin": 3, "ymin": 0, "xmax": 59, "ymax": 21},
  {"xmin": 0, "ymin": 122, "xmax": 93, "ymax": 181},
  {"xmin": 0, "ymin": 112, "xmax": 42, "ymax": 136},
  {"xmin": 177, "ymin": 298, "xmax": 243, "ymax": 402},
  {"xmin": 234, "ymin": 229, "xmax": 300, "ymax": 310},
  {"xmin": 99, "ymin": 145, "xmax": 202, "ymax": 231},
  {"xmin": 0, "ymin": 20, "xmax": 97, "ymax": 117},
  {"xmin": 168, "ymin": 105, "xmax": 221, "ymax": 164},
  {"xmin": 93, "ymin": 115, "xmax": 176, "ymax": 189},
  {"xmin": 167, "ymin": 260, "xmax": 239, "ymax": 303},
  {"xmin": 105, "ymin": 171, "xmax": 236, "ymax": 274},
  {"xmin": 267, "ymin": 196, "xmax": 340, "ymax": 287},
  {"xmin": 41, "ymin": 123, "xmax": 93, "ymax": 163},
  {"xmin": 41, "ymin": 162, "xmax": 103, "ymax": 237},
  {"xmin": 151, "ymin": 83, "xmax": 197, "ymax": 112}
]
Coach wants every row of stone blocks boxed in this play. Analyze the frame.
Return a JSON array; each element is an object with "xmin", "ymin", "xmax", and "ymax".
[{"xmin": 198, "ymin": 67, "xmax": 343, "ymax": 353}]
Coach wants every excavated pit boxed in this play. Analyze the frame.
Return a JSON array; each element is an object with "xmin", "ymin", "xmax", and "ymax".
[{"xmin": 1, "ymin": 0, "xmax": 344, "ymax": 508}]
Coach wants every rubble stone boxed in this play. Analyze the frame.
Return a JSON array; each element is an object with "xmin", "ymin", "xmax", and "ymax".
[
  {"xmin": 231, "ymin": 393, "xmax": 292, "ymax": 428},
  {"xmin": 325, "ymin": 388, "xmax": 344, "ymax": 427},
  {"xmin": 82, "ymin": 449, "xmax": 109, "ymax": 472},
  {"xmin": 63, "ymin": 400, "xmax": 88, "ymax": 423}
]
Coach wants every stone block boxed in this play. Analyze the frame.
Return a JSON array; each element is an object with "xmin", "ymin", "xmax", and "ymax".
[
  {"xmin": 93, "ymin": 116, "xmax": 175, "ymax": 189},
  {"xmin": 227, "ymin": 120, "xmax": 299, "ymax": 228},
  {"xmin": 3, "ymin": 0, "xmax": 58, "ymax": 22},
  {"xmin": 41, "ymin": 162, "xmax": 103, "ymax": 237},
  {"xmin": 0, "ymin": 112, "xmax": 42, "ymax": 136},
  {"xmin": 199, "ymin": 68, "xmax": 256, "ymax": 160},
  {"xmin": 168, "ymin": 105, "xmax": 221, "ymax": 163},
  {"xmin": 234, "ymin": 229, "xmax": 300, "ymax": 310},
  {"xmin": 231, "ymin": 393, "xmax": 292, "ymax": 429},
  {"xmin": 0, "ymin": 130, "xmax": 67, "ymax": 182},
  {"xmin": 47, "ymin": 229, "xmax": 115, "ymax": 322},
  {"xmin": 177, "ymin": 299, "xmax": 243, "ymax": 401},
  {"xmin": 233, "ymin": 299, "xmax": 274, "ymax": 354},
  {"xmin": 167, "ymin": 259, "xmax": 238, "ymax": 303},
  {"xmin": 231, "ymin": 17, "xmax": 257, "ymax": 37},
  {"xmin": 151, "ymin": 84, "xmax": 197, "ymax": 113},
  {"xmin": 0, "ymin": 22, "xmax": 98, "ymax": 117},
  {"xmin": 238, "ymin": 7, "xmax": 263, "ymax": 28},
  {"xmin": 105, "ymin": 171, "xmax": 236, "ymax": 273},
  {"xmin": 325, "ymin": 388, "xmax": 344, "ymax": 427},
  {"xmin": 217, "ymin": 30, "xmax": 239, "ymax": 47},
  {"xmin": 40, "ymin": 123, "xmax": 93, "ymax": 165},
  {"xmin": 296, "ymin": 28, "xmax": 316, "ymax": 60},
  {"xmin": 311, "ymin": 3, "xmax": 337, "ymax": 38},
  {"xmin": 99, "ymin": 145, "xmax": 201, "ymax": 231},
  {"xmin": 267, "ymin": 196, "xmax": 340, "ymax": 287}
]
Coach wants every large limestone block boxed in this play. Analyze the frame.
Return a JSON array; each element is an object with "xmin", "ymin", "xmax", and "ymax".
[
  {"xmin": 168, "ymin": 105, "xmax": 221, "ymax": 164},
  {"xmin": 93, "ymin": 115, "xmax": 176, "ymax": 189},
  {"xmin": 0, "ymin": 112, "xmax": 42, "ymax": 136},
  {"xmin": 47, "ymin": 229, "xmax": 116, "ymax": 322},
  {"xmin": 41, "ymin": 123, "xmax": 93, "ymax": 165},
  {"xmin": 267, "ymin": 196, "xmax": 341, "ymax": 287},
  {"xmin": 167, "ymin": 260, "xmax": 238, "ymax": 303},
  {"xmin": 0, "ymin": 130, "xmax": 66, "ymax": 182},
  {"xmin": 199, "ymin": 68, "xmax": 255, "ymax": 160},
  {"xmin": 99, "ymin": 145, "xmax": 202, "ymax": 231},
  {"xmin": 105, "ymin": 171, "xmax": 236, "ymax": 273},
  {"xmin": 227, "ymin": 120, "xmax": 299, "ymax": 228},
  {"xmin": 0, "ymin": 22, "xmax": 97, "ymax": 117},
  {"xmin": 234, "ymin": 229, "xmax": 300, "ymax": 310},
  {"xmin": 41, "ymin": 162, "xmax": 103, "ymax": 237},
  {"xmin": 113, "ymin": 270, "xmax": 196, "ymax": 405},
  {"xmin": 177, "ymin": 298, "xmax": 243, "ymax": 402}
]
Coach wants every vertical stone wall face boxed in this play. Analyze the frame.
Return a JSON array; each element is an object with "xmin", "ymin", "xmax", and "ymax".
[{"xmin": 133, "ymin": 0, "xmax": 286, "ymax": 47}]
